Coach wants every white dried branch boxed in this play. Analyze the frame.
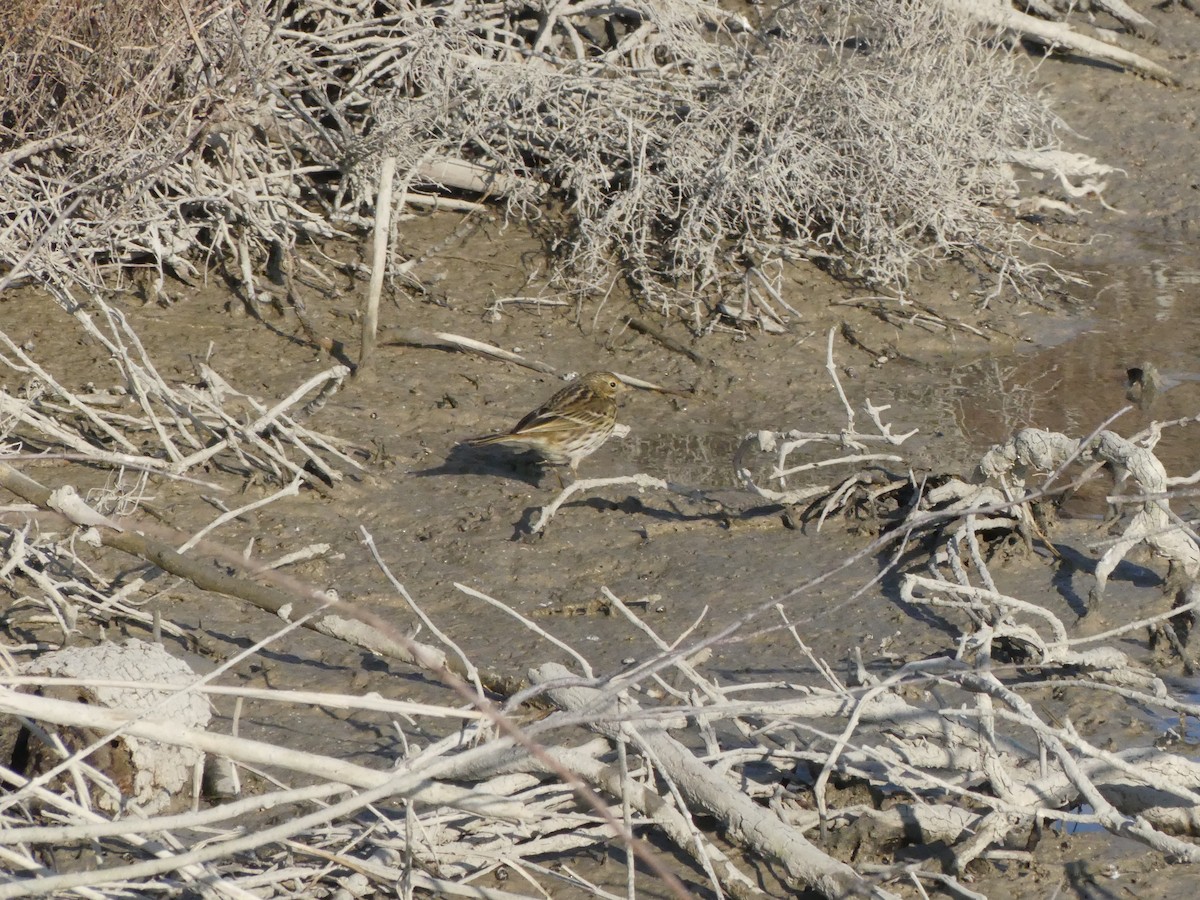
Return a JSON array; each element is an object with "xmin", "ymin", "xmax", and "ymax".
[
  {"xmin": 945, "ymin": 672, "xmax": 1200, "ymax": 868},
  {"xmin": 174, "ymin": 364, "xmax": 351, "ymax": 475},
  {"xmin": 861, "ymin": 862, "xmax": 987, "ymax": 900},
  {"xmin": 92, "ymin": 301, "xmax": 195, "ymax": 462},
  {"xmin": 773, "ymin": 453, "xmax": 907, "ymax": 481},
  {"xmin": 336, "ymin": 848, "xmax": 581, "ymax": 900},
  {"xmin": 0, "ymin": 750, "xmax": 253, "ymax": 898},
  {"xmin": 0, "ymin": 329, "xmax": 138, "ymax": 452},
  {"xmin": 1091, "ymin": 0, "xmax": 1158, "ymax": 33},
  {"xmin": 0, "ymin": 773, "xmax": 346, "ymax": 848},
  {"xmin": 735, "ymin": 332, "xmax": 916, "ymax": 507},
  {"xmin": 0, "ymin": 736, "xmax": 537, "ymax": 900},
  {"xmin": 381, "ymin": 328, "xmax": 557, "ymax": 375},
  {"xmin": 1, "ymin": 294, "xmax": 356, "ymax": 489},
  {"xmin": 531, "ymin": 473, "xmax": 688, "ymax": 534},
  {"xmin": 602, "ymin": 587, "xmax": 727, "ymax": 704},
  {"xmin": 1, "ymin": 677, "xmax": 484, "ymax": 722},
  {"xmin": 46, "ymin": 485, "xmax": 125, "ymax": 533},
  {"xmin": 767, "ymin": 664, "xmax": 1200, "ymax": 858},
  {"xmin": 0, "ymin": 688, "xmax": 524, "ymax": 821},
  {"xmin": 980, "ymin": 427, "xmax": 1200, "ymax": 604},
  {"xmin": 938, "ymin": 0, "xmax": 1175, "ymax": 83},
  {"xmin": 266, "ymin": 542, "xmax": 332, "ymax": 569},
  {"xmin": 1069, "ymin": 589, "xmax": 1200, "ymax": 648},
  {"xmin": 0, "ymin": 394, "xmax": 173, "ymax": 474},
  {"xmin": 455, "ymin": 582, "xmax": 595, "ymax": 679},
  {"xmin": 0, "ymin": 531, "xmax": 187, "ymax": 639},
  {"xmin": 529, "ymin": 662, "xmax": 897, "ymax": 900},
  {"xmin": 362, "ymin": 527, "xmax": 485, "ymax": 699},
  {"xmin": 177, "ymin": 476, "xmax": 302, "ymax": 554},
  {"xmin": 360, "ymin": 153, "xmax": 395, "ymax": 372}
]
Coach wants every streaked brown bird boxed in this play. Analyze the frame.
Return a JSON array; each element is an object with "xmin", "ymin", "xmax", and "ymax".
[{"xmin": 465, "ymin": 372, "xmax": 626, "ymax": 479}]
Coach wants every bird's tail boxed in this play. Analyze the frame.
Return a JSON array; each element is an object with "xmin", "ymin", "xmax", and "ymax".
[{"xmin": 463, "ymin": 433, "xmax": 512, "ymax": 447}]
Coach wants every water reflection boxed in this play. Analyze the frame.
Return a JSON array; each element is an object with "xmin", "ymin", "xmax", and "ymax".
[
  {"xmin": 1148, "ymin": 261, "xmax": 1200, "ymax": 321},
  {"xmin": 621, "ymin": 260, "xmax": 1200, "ymax": 495},
  {"xmin": 623, "ymin": 430, "xmax": 742, "ymax": 487},
  {"xmin": 952, "ymin": 259, "xmax": 1200, "ymax": 477}
]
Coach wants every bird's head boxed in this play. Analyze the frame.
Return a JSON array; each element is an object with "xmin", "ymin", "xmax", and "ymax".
[{"xmin": 582, "ymin": 372, "xmax": 626, "ymax": 399}]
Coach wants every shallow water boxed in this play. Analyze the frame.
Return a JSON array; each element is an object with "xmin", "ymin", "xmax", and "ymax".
[
  {"xmin": 624, "ymin": 258, "xmax": 1200, "ymax": 507},
  {"xmin": 625, "ymin": 428, "xmax": 745, "ymax": 487},
  {"xmin": 954, "ymin": 257, "xmax": 1200, "ymax": 480}
]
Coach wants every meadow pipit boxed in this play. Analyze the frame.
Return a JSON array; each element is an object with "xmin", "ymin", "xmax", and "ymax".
[{"xmin": 465, "ymin": 371, "xmax": 626, "ymax": 479}]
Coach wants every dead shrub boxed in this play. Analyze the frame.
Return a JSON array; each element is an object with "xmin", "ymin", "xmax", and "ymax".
[{"xmin": 0, "ymin": 1, "xmax": 1102, "ymax": 321}]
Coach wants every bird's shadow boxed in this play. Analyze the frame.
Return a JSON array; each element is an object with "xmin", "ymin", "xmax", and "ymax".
[
  {"xmin": 509, "ymin": 490, "xmax": 736, "ymax": 540},
  {"xmin": 413, "ymin": 442, "xmax": 556, "ymax": 488},
  {"xmin": 1053, "ymin": 541, "xmax": 1164, "ymax": 615},
  {"xmin": 1050, "ymin": 544, "xmax": 1093, "ymax": 618}
]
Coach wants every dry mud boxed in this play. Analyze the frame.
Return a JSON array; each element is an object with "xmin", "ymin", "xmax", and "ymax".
[{"xmin": 5, "ymin": 7, "xmax": 1200, "ymax": 898}]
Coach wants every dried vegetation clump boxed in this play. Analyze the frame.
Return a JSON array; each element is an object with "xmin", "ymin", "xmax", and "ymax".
[{"xmin": 0, "ymin": 0, "xmax": 1125, "ymax": 323}]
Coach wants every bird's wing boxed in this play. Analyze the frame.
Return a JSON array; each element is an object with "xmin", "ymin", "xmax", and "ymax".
[
  {"xmin": 513, "ymin": 402, "xmax": 610, "ymax": 437},
  {"xmin": 510, "ymin": 383, "xmax": 584, "ymax": 433}
]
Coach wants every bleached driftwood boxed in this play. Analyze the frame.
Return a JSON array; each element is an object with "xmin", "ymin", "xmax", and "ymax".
[
  {"xmin": 980, "ymin": 427, "xmax": 1200, "ymax": 604},
  {"xmin": 528, "ymin": 662, "xmax": 895, "ymax": 900},
  {"xmin": 0, "ymin": 298, "xmax": 359, "ymax": 491},
  {"xmin": 0, "ymin": 688, "xmax": 523, "ymax": 820},
  {"xmin": 736, "ymin": 329, "xmax": 915, "ymax": 516},
  {"xmin": 940, "ymin": 0, "xmax": 1175, "ymax": 83}
]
